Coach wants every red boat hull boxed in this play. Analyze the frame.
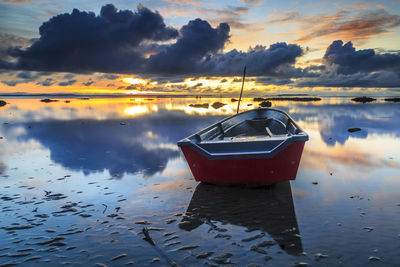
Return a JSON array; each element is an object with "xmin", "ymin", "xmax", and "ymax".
[{"xmin": 180, "ymin": 141, "xmax": 305, "ymax": 184}]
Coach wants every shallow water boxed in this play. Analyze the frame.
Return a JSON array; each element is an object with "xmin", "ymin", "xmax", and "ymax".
[{"xmin": 0, "ymin": 97, "xmax": 399, "ymax": 266}]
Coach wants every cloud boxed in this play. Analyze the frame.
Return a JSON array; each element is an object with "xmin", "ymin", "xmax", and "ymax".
[
  {"xmin": 100, "ymin": 73, "xmax": 119, "ymax": 80},
  {"xmin": 197, "ymin": 6, "xmax": 250, "ymax": 30},
  {"xmin": 16, "ymin": 70, "xmax": 49, "ymax": 80},
  {"xmin": 0, "ymin": 4, "xmax": 303, "ymax": 77},
  {"xmin": 83, "ymin": 80, "xmax": 94, "ymax": 86},
  {"xmin": 0, "ymin": 33, "xmax": 30, "ymax": 62},
  {"xmin": 58, "ymin": 79, "xmax": 76, "ymax": 86},
  {"xmin": 63, "ymin": 73, "xmax": 75, "ymax": 79},
  {"xmin": 238, "ymin": 0, "xmax": 264, "ymax": 5},
  {"xmin": 266, "ymin": 9, "xmax": 400, "ymax": 44},
  {"xmin": 1, "ymin": 70, "xmax": 48, "ymax": 86},
  {"xmin": 38, "ymin": 78, "xmax": 54, "ymax": 86},
  {"xmin": 296, "ymin": 10, "xmax": 400, "ymax": 43},
  {"xmin": 298, "ymin": 71, "xmax": 400, "ymax": 88},
  {"xmin": 267, "ymin": 12, "xmax": 303, "ymax": 24},
  {"xmin": 295, "ymin": 40, "xmax": 400, "ymax": 88},
  {"xmin": 1, "ymin": 80, "xmax": 19, "ymax": 86},
  {"xmin": 1, "ymin": 0, "xmax": 42, "ymax": 4},
  {"xmin": 323, "ymin": 40, "xmax": 400, "ymax": 74},
  {"xmin": 256, "ymin": 76, "xmax": 293, "ymax": 86},
  {"xmin": 201, "ymin": 43, "xmax": 303, "ymax": 76},
  {"xmin": 16, "ymin": 71, "xmax": 36, "ymax": 79},
  {"xmin": 163, "ymin": 0, "xmax": 204, "ymax": 6}
]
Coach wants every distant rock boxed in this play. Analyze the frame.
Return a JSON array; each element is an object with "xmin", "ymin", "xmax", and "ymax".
[
  {"xmin": 211, "ymin": 102, "xmax": 226, "ymax": 109},
  {"xmin": 351, "ymin": 96, "xmax": 376, "ymax": 103},
  {"xmin": 254, "ymin": 97, "xmax": 321, "ymax": 102},
  {"xmin": 384, "ymin": 97, "xmax": 400, "ymax": 102},
  {"xmin": 259, "ymin": 101, "xmax": 272, "ymax": 107},
  {"xmin": 40, "ymin": 99, "xmax": 58, "ymax": 103},
  {"xmin": 348, "ymin": 127, "xmax": 361, "ymax": 133},
  {"xmin": 189, "ymin": 103, "xmax": 209, "ymax": 109},
  {"xmin": 0, "ymin": 100, "xmax": 7, "ymax": 107}
]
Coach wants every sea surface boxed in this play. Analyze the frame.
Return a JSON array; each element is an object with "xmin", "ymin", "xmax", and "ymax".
[{"xmin": 0, "ymin": 97, "xmax": 399, "ymax": 266}]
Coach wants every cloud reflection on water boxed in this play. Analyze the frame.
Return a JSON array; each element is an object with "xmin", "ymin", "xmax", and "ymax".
[
  {"xmin": 283, "ymin": 102, "xmax": 400, "ymax": 146},
  {"xmin": 1, "ymin": 98, "xmax": 400, "ymax": 179},
  {"xmin": 302, "ymin": 144, "xmax": 398, "ymax": 172},
  {"xmin": 2, "ymin": 112, "xmax": 224, "ymax": 178}
]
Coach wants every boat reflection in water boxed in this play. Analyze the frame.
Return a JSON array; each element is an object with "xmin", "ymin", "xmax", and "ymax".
[{"xmin": 179, "ymin": 181, "xmax": 302, "ymax": 255}]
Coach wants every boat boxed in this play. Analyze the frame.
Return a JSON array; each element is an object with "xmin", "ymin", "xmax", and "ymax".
[{"xmin": 177, "ymin": 107, "xmax": 308, "ymax": 184}]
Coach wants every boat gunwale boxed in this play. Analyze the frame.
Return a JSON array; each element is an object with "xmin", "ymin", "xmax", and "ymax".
[{"xmin": 177, "ymin": 108, "xmax": 308, "ymax": 160}]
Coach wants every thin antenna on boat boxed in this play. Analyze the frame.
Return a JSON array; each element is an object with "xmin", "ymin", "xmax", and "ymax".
[{"xmin": 236, "ymin": 65, "xmax": 246, "ymax": 114}]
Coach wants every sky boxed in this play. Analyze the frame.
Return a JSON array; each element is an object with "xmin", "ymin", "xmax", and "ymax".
[{"xmin": 0, "ymin": 0, "xmax": 399, "ymax": 96}]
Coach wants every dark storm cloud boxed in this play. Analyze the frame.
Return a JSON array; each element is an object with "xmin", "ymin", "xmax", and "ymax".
[
  {"xmin": 3, "ymin": 4, "xmax": 178, "ymax": 73},
  {"xmin": 147, "ymin": 19, "xmax": 230, "ymax": 74},
  {"xmin": 201, "ymin": 43, "xmax": 303, "ymax": 76},
  {"xmin": 0, "ymin": 4, "xmax": 303, "ymax": 77},
  {"xmin": 256, "ymin": 76, "xmax": 293, "ymax": 86},
  {"xmin": 324, "ymin": 40, "xmax": 400, "ymax": 74},
  {"xmin": 294, "ymin": 40, "xmax": 400, "ymax": 88},
  {"xmin": 298, "ymin": 71, "xmax": 400, "ymax": 88}
]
